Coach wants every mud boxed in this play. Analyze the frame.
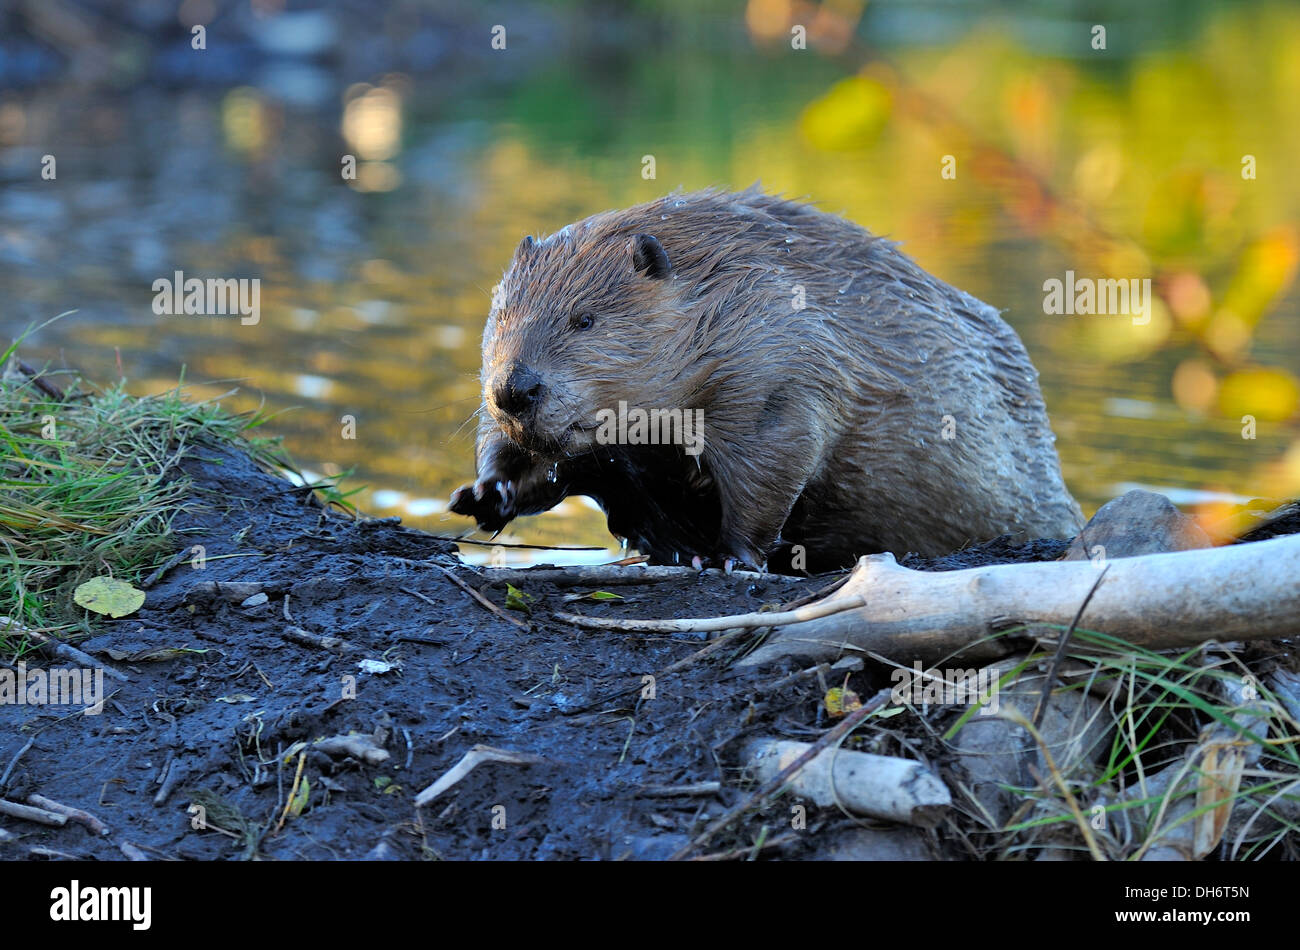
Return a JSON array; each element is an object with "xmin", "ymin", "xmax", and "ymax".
[{"xmin": 0, "ymin": 442, "xmax": 1141, "ymax": 860}]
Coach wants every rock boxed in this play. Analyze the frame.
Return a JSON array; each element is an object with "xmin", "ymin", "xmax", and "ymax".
[
  {"xmin": 949, "ymin": 657, "xmax": 1111, "ymax": 829},
  {"xmin": 1064, "ymin": 489, "xmax": 1211, "ymax": 562}
]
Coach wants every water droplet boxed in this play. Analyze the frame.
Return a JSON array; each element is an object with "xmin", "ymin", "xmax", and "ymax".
[{"xmin": 546, "ymin": 463, "xmax": 558, "ymax": 483}]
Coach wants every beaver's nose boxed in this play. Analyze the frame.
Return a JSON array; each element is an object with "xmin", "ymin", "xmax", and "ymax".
[{"xmin": 494, "ymin": 364, "xmax": 545, "ymax": 420}]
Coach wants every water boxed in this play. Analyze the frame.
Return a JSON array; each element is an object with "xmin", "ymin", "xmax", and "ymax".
[{"xmin": 3, "ymin": 1, "xmax": 1297, "ymax": 564}]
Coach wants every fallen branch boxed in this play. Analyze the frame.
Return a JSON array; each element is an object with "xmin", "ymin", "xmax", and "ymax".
[
  {"xmin": 740, "ymin": 534, "xmax": 1300, "ymax": 667},
  {"xmin": 26, "ymin": 794, "xmax": 110, "ymax": 836},
  {"xmin": 669, "ymin": 686, "xmax": 893, "ymax": 860},
  {"xmin": 744, "ymin": 738, "xmax": 951, "ymax": 826},
  {"xmin": 0, "ymin": 798, "xmax": 67, "ymax": 827}
]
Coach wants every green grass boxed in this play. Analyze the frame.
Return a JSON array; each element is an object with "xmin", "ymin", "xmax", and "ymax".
[
  {"xmin": 937, "ymin": 625, "xmax": 1300, "ymax": 860},
  {"xmin": 0, "ymin": 329, "xmax": 347, "ymax": 652}
]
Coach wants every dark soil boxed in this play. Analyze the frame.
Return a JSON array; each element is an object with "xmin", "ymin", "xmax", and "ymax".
[{"xmin": 0, "ymin": 443, "xmax": 1142, "ymax": 860}]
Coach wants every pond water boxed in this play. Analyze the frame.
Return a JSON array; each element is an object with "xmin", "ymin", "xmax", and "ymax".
[{"xmin": 3, "ymin": 1, "xmax": 1298, "ymax": 564}]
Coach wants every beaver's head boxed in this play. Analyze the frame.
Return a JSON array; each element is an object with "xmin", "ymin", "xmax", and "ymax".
[{"xmin": 481, "ymin": 223, "xmax": 704, "ymax": 458}]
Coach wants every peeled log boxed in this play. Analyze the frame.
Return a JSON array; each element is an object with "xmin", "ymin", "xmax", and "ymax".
[
  {"xmin": 741, "ymin": 534, "xmax": 1300, "ymax": 668},
  {"xmin": 744, "ymin": 739, "xmax": 951, "ymax": 827}
]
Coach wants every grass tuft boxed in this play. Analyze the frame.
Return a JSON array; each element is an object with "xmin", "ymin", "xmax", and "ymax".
[{"xmin": 0, "ymin": 331, "xmax": 334, "ymax": 651}]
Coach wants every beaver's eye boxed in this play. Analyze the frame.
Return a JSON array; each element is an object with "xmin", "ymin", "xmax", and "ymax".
[{"xmin": 573, "ymin": 313, "xmax": 595, "ymax": 331}]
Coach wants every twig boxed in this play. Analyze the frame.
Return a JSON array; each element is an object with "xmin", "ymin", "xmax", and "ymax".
[
  {"xmin": 153, "ymin": 761, "xmax": 185, "ymax": 806},
  {"xmin": 140, "ymin": 547, "xmax": 191, "ymax": 589},
  {"xmin": 775, "ymin": 573, "xmax": 851, "ymax": 610},
  {"xmin": 639, "ymin": 781, "xmax": 722, "ymax": 798},
  {"xmin": 557, "ymin": 595, "xmax": 866, "ymax": 634},
  {"xmin": 0, "ymin": 737, "xmax": 35, "ymax": 792},
  {"xmin": 281, "ymin": 625, "xmax": 362, "ymax": 653},
  {"xmin": 274, "ymin": 751, "xmax": 307, "ymax": 835},
  {"xmin": 1031, "ymin": 564, "xmax": 1109, "ymax": 730},
  {"xmin": 669, "ymin": 686, "xmax": 893, "ymax": 860},
  {"xmin": 435, "ymin": 536, "xmax": 609, "ymax": 551},
  {"xmin": 0, "ymin": 619, "xmax": 128, "ymax": 682},
  {"xmin": 477, "ymin": 564, "xmax": 803, "ymax": 588},
  {"xmin": 433, "ymin": 567, "xmax": 529, "ymax": 631},
  {"xmin": 0, "ymin": 798, "xmax": 67, "ymax": 827},
  {"xmin": 26, "ymin": 794, "xmax": 109, "ymax": 835},
  {"xmin": 13, "ymin": 359, "xmax": 66, "ymax": 400},
  {"xmin": 658, "ymin": 627, "xmax": 759, "ymax": 674}
]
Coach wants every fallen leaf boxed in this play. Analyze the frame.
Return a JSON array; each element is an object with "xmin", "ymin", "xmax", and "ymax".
[
  {"xmin": 505, "ymin": 584, "xmax": 535, "ymax": 614},
  {"xmin": 73, "ymin": 577, "xmax": 146, "ymax": 618},
  {"xmin": 824, "ymin": 686, "xmax": 863, "ymax": 719},
  {"xmin": 289, "ymin": 775, "xmax": 311, "ymax": 817}
]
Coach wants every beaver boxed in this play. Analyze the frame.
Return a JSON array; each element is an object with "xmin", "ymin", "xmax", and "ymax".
[{"xmin": 450, "ymin": 187, "xmax": 1083, "ymax": 572}]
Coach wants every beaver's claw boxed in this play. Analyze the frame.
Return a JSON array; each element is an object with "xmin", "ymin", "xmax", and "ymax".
[{"xmin": 449, "ymin": 477, "xmax": 517, "ymax": 532}]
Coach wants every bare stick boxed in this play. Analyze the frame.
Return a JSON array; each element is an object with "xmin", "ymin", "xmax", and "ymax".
[
  {"xmin": 658, "ymin": 627, "xmax": 759, "ymax": 675},
  {"xmin": 0, "ymin": 798, "xmax": 67, "ymax": 827},
  {"xmin": 0, "ymin": 738, "xmax": 35, "ymax": 792},
  {"xmin": 434, "ymin": 566, "xmax": 529, "ymax": 631},
  {"xmin": 477, "ymin": 564, "xmax": 802, "ymax": 588},
  {"xmin": 26, "ymin": 794, "xmax": 110, "ymax": 835},
  {"xmin": 140, "ymin": 547, "xmax": 191, "ymax": 589},
  {"xmin": 1032, "ymin": 564, "xmax": 1109, "ymax": 730},
  {"xmin": 556, "ymin": 595, "xmax": 866, "ymax": 634},
  {"xmin": 281, "ymin": 625, "xmax": 362, "ymax": 654}
]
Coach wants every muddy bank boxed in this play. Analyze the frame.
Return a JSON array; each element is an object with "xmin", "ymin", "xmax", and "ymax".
[
  {"xmin": 0, "ymin": 433, "xmax": 1063, "ymax": 861},
  {"xmin": 3, "ymin": 437, "xmax": 1294, "ymax": 861}
]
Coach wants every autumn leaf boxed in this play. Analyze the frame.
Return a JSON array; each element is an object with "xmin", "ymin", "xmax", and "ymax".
[{"xmin": 73, "ymin": 576, "xmax": 145, "ymax": 618}]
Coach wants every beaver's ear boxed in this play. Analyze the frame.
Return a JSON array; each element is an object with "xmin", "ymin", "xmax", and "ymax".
[
  {"xmin": 630, "ymin": 233, "xmax": 671, "ymax": 280},
  {"xmin": 514, "ymin": 234, "xmax": 537, "ymax": 260}
]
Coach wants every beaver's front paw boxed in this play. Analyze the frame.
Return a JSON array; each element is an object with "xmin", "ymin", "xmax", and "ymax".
[{"xmin": 449, "ymin": 477, "xmax": 517, "ymax": 533}]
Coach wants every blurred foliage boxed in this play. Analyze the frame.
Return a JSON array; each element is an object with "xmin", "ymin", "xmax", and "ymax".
[{"xmin": 5, "ymin": 0, "xmax": 1299, "ymax": 554}]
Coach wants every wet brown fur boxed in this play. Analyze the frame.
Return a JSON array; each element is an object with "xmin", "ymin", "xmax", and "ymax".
[{"xmin": 451, "ymin": 187, "xmax": 1083, "ymax": 569}]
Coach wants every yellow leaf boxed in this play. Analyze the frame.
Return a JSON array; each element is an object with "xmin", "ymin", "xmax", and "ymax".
[
  {"xmin": 824, "ymin": 686, "xmax": 863, "ymax": 719},
  {"xmin": 73, "ymin": 576, "xmax": 146, "ymax": 618}
]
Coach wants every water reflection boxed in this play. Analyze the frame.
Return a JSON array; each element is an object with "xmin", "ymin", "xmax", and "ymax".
[{"xmin": 2, "ymin": 1, "xmax": 1297, "ymax": 562}]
